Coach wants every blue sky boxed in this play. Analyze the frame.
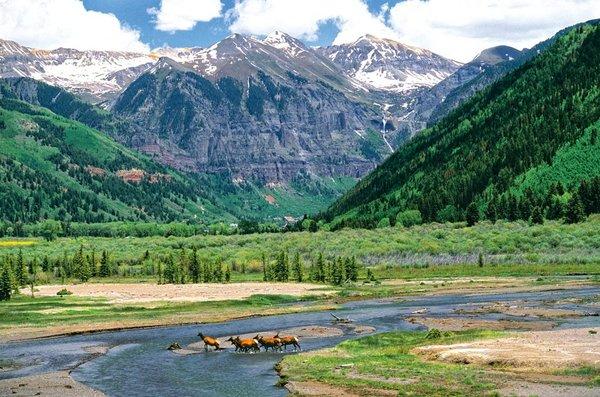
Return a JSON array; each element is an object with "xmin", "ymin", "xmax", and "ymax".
[
  {"xmin": 1, "ymin": 1, "xmax": 599, "ymax": 61},
  {"xmin": 82, "ymin": 0, "xmax": 383, "ymax": 49}
]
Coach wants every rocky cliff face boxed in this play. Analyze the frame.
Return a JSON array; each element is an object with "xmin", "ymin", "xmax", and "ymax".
[{"xmin": 112, "ymin": 53, "xmax": 388, "ymax": 183}]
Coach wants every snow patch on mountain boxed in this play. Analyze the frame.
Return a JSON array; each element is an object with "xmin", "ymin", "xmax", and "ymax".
[{"xmin": 318, "ymin": 35, "xmax": 462, "ymax": 93}]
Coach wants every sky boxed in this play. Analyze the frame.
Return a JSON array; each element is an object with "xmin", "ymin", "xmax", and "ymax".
[{"xmin": 0, "ymin": 0, "xmax": 599, "ymax": 62}]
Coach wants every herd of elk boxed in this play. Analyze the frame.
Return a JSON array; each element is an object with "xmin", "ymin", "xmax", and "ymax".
[{"xmin": 198, "ymin": 331, "xmax": 301, "ymax": 353}]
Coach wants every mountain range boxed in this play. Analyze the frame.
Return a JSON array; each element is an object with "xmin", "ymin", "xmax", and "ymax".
[{"xmin": 1, "ymin": 24, "xmax": 589, "ymax": 224}]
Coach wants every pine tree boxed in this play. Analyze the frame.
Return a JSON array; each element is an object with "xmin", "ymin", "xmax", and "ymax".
[
  {"xmin": 41, "ymin": 255, "xmax": 50, "ymax": 272},
  {"xmin": 213, "ymin": 262, "xmax": 223, "ymax": 282},
  {"xmin": 507, "ymin": 195, "xmax": 520, "ymax": 221},
  {"xmin": 16, "ymin": 249, "xmax": 27, "ymax": 286},
  {"xmin": 224, "ymin": 265, "xmax": 231, "ymax": 283},
  {"xmin": 292, "ymin": 252, "xmax": 303, "ymax": 282},
  {"xmin": 366, "ymin": 268, "xmax": 376, "ymax": 282},
  {"xmin": 309, "ymin": 257, "xmax": 318, "ymax": 282},
  {"xmin": 189, "ymin": 248, "xmax": 200, "ymax": 283},
  {"xmin": 157, "ymin": 262, "xmax": 163, "ymax": 284},
  {"xmin": 99, "ymin": 250, "xmax": 111, "ymax": 277},
  {"xmin": 28, "ymin": 257, "xmax": 38, "ymax": 298},
  {"xmin": 0, "ymin": 262, "xmax": 13, "ymax": 301},
  {"xmin": 73, "ymin": 245, "xmax": 90, "ymax": 282},
  {"xmin": 466, "ymin": 202, "xmax": 479, "ymax": 226},
  {"xmin": 274, "ymin": 251, "xmax": 285, "ymax": 282},
  {"xmin": 178, "ymin": 248, "xmax": 187, "ymax": 284},
  {"xmin": 331, "ymin": 257, "xmax": 344, "ymax": 285},
  {"xmin": 530, "ymin": 206, "xmax": 544, "ymax": 224},
  {"xmin": 203, "ymin": 262, "xmax": 212, "ymax": 283},
  {"xmin": 316, "ymin": 253, "xmax": 325, "ymax": 282},
  {"xmin": 89, "ymin": 249, "xmax": 98, "ymax": 277},
  {"xmin": 344, "ymin": 256, "xmax": 358, "ymax": 282},
  {"xmin": 163, "ymin": 254, "xmax": 178, "ymax": 284},
  {"xmin": 485, "ymin": 200, "xmax": 497, "ymax": 223},
  {"xmin": 566, "ymin": 193, "xmax": 586, "ymax": 224},
  {"xmin": 261, "ymin": 253, "xmax": 267, "ymax": 281}
]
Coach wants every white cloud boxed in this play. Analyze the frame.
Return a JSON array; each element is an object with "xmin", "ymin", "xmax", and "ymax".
[
  {"xmin": 149, "ymin": 0, "xmax": 223, "ymax": 32},
  {"xmin": 227, "ymin": 0, "xmax": 399, "ymax": 44},
  {"xmin": 0, "ymin": 0, "xmax": 148, "ymax": 52},
  {"xmin": 388, "ymin": 0, "xmax": 600, "ymax": 62}
]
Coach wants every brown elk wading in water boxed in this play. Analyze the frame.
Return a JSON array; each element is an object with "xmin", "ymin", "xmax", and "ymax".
[
  {"xmin": 273, "ymin": 332, "xmax": 301, "ymax": 351},
  {"xmin": 198, "ymin": 332, "xmax": 221, "ymax": 351},
  {"xmin": 227, "ymin": 336, "xmax": 260, "ymax": 353},
  {"xmin": 255, "ymin": 335, "xmax": 282, "ymax": 352}
]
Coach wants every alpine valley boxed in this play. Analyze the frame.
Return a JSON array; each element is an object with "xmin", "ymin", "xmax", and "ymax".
[{"xmin": 0, "ymin": 25, "xmax": 589, "ymax": 224}]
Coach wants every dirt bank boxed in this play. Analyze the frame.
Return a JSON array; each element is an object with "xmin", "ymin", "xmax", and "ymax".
[
  {"xmin": 407, "ymin": 316, "xmax": 556, "ymax": 331},
  {"xmin": 413, "ymin": 327, "xmax": 600, "ymax": 373},
  {"xmin": 28, "ymin": 282, "xmax": 332, "ymax": 303},
  {"xmin": 0, "ymin": 371, "xmax": 104, "ymax": 397},
  {"xmin": 454, "ymin": 301, "xmax": 584, "ymax": 318}
]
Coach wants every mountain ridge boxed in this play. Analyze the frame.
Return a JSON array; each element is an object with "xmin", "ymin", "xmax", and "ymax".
[{"xmin": 324, "ymin": 21, "xmax": 600, "ymax": 228}]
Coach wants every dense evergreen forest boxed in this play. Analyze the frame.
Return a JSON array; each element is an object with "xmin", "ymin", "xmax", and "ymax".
[{"xmin": 324, "ymin": 23, "xmax": 600, "ymax": 229}]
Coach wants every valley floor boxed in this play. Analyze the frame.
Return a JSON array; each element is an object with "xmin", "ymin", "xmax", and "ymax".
[
  {"xmin": 2, "ymin": 276, "xmax": 595, "ymax": 342},
  {"xmin": 279, "ymin": 286, "xmax": 600, "ymax": 397},
  {"xmin": 1, "ymin": 278, "xmax": 598, "ymax": 396}
]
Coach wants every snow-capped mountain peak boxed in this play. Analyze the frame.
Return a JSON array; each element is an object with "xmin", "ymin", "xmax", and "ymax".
[
  {"xmin": 263, "ymin": 31, "xmax": 307, "ymax": 57},
  {"xmin": 317, "ymin": 35, "xmax": 462, "ymax": 93},
  {"xmin": 0, "ymin": 38, "xmax": 154, "ymax": 102}
]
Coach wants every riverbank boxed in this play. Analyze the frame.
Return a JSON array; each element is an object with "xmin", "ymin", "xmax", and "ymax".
[
  {"xmin": 278, "ymin": 286, "xmax": 600, "ymax": 396},
  {"xmin": 2, "ymin": 285, "xmax": 598, "ymax": 396},
  {"xmin": 0, "ymin": 371, "xmax": 105, "ymax": 397},
  {"xmin": 2, "ymin": 276, "xmax": 596, "ymax": 342},
  {"xmin": 279, "ymin": 327, "xmax": 600, "ymax": 396}
]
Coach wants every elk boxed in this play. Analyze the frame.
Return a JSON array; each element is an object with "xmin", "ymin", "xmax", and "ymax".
[
  {"xmin": 227, "ymin": 336, "xmax": 259, "ymax": 353},
  {"xmin": 227, "ymin": 336, "xmax": 242, "ymax": 352},
  {"xmin": 254, "ymin": 334, "xmax": 282, "ymax": 352},
  {"xmin": 273, "ymin": 332, "xmax": 301, "ymax": 351},
  {"xmin": 197, "ymin": 332, "xmax": 221, "ymax": 351}
]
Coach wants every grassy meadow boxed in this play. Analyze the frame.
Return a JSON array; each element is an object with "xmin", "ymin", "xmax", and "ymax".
[
  {"xmin": 278, "ymin": 330, "xmax": 504, "ymax": 396},
  {"xmin": 1, "ymin": 218, "xmax": 599, "ymax": 283}
]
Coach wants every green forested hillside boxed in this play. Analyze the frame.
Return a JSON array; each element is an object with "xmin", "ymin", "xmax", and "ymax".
[
  {"xmin": 0, "ymin": 78, "xmax": 356, "ymax": 223},
  {"xmin": 0, "ymin": 97, "xmax": 233, "ymax": 225},
  {"xmin": 325, "ymin": 23, "xmax": 600, "ymax": 229}
]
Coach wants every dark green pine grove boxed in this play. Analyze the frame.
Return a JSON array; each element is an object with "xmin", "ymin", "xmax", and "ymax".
[{"xmin": 324, "ymin": 23, "xmax": 600, "ymax": 229}]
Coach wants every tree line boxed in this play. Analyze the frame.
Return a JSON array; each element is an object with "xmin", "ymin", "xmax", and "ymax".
[{"xmin": 0, "ymin": 247, "xmax": 365, "ymax": 301}]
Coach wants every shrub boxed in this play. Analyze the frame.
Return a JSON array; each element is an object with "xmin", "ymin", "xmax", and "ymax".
[
  {"xmin": 377, "ymin": 217, "xmax": 391, "ymax": 228},
  {"xmin": 56, "ymin": 288, "xmax": 73, "ymax": 297},
  {"xmin": 396, "ymin": 210, "xmax": 422, "ymax": 227}
]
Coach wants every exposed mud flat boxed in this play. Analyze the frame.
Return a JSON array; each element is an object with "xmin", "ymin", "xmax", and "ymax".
[
  {"xmin": 454, "ymin": 301, "xmax": 585, "ymax": 318},
  {"xmin": 413, "ymin": 327, "xmax": 600, "ymax": 372},
  {"xmin": 497, "ymin": 380, "xmax": 600, "ymax": 397},
  {"xmin": 0, "ymin": 371, "xmax": 105, "ymax": 397},
  {"xmin": 28, "ymin": 282, "xmax": 332, "ymax": 303},
  {"xmin": 406, "ymin": 316, "xmax": 556, "ymax": 331}
]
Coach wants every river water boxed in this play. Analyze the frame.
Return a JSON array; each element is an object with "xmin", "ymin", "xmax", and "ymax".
[{"xmin": 1, "ymin": 286, "xmax": 598, "ymax": 396}]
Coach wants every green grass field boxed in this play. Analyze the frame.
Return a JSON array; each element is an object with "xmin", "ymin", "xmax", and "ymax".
[{"xmin": 279, "ymin": 330, "xmax": 504, "ymax": 396}]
